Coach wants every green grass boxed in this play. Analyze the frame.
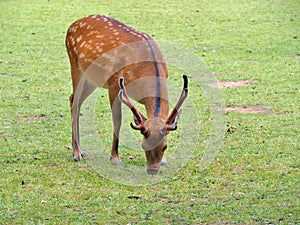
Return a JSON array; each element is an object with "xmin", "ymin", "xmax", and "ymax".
[{"xmin": 1, "ymin": 0, "xmax": 299, "ymax": 224}]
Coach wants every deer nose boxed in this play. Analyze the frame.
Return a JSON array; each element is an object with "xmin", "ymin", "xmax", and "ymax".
[{"xmin": 147, "ymin": 170, "xmax": 158, "ymax": 175}]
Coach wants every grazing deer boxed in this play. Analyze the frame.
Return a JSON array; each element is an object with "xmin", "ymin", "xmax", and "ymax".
[{"xmin": 65, "ymin": 15, "xmax": 188, "ymax": 174}]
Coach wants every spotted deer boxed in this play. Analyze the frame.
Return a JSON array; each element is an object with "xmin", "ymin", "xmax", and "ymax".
[{"xmin": 66, "ymin": 15, "xmax": 188, "ymax": 174}]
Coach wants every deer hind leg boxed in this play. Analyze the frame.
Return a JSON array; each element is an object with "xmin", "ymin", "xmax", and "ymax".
[
  {"xmin": 108, "ymin": 88, "xmax": 123, "ymax": 165},
  {"xmin": 70, "ymin": 93, "xmax": 83, "ymax": 161},
  {"xmin": 70, "ymin": 79, "xmax": 96, "ymax": 161}
]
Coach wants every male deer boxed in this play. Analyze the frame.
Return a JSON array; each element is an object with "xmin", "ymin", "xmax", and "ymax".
[{"xmin": 66, "ymin": 15, "xmax": 188, "ymax": 174}]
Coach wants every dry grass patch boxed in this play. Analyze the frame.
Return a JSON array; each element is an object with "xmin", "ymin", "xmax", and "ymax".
[
  {"xmin": 225, "ymin": 104, "xmax": 276, "ymax": 114},
  {"xmin": 205, "ymin": 79, "xmax": 276, "ymax": 115},
  {"xmin": 207, "ymin": 79, "xmax": 258, "ymax": 88}
]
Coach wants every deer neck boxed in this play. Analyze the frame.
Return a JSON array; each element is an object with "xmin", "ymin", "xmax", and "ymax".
[{"xmin": 145, "ymin": 96, "xmax": 169, "ymax": 120}]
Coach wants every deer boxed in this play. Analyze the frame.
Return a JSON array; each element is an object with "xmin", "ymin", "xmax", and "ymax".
[{"xmin": 65, "ymin": 14, "xmax": 188, "ymax": 175}]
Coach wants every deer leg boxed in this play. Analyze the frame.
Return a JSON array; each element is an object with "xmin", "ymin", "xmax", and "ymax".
[
  {"xmin": 70, "ymin": 80, "xmax": 96, "ymax": 161},
  {"xmin": 109, "ymin": 89, "xmax": 123, "ymax": 165},
  {"xmin": 70, "ymin": 93, "xmax": 83, "ymax": 161}
]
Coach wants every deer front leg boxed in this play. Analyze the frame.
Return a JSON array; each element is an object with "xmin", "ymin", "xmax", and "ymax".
[
  {"xmin": 70, "ymin": 94, "xmax": 86, "ymax": 161},
  {"xmin": 109, "ymin": 89, "xmax": 123, "ymax": 165},
  {"xmin": 70, "ymin": 79, "xmax": 96, "ymax": 161}
]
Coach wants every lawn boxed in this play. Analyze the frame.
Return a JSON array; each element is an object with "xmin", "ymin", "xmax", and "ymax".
[{"xmin": 0, "ymin": 0, "xmax": 299, "ymax": 224}]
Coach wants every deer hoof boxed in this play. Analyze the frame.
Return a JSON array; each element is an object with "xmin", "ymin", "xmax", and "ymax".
[
  {"xmin": 161, "ymin": 160, "xmax": 169, "ymax": 166},
  {"xmin": 73, "ymin": 152, "xmax": 86, "ymax": 162},
  {"xmin": 74, "ymin": 156, "xmax": 82, "ymax": 162},
  {"xmin": 110, "ymin": 156, "xmax": 123, "ymax": 165}
]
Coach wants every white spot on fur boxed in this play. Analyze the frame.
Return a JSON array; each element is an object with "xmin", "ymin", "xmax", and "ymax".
[
  {"xmin": 79, "ymin": 53, "xmax": 85, "ymax": 59},
  {"xmin": 127, "ymin": 71, "xmax": 133, "ymax": 76},
  {"xmin": 68, "ymin": 27, "xmax": 75, "ymax": 33},
  {"xmin": 80, "ymin": 41, "xmax": 86, "ymax": 48},
  {"xmin": 77, "ymin": 35, "xmax": 83, "ymax": 43},
  {"xmin": 74, "ymin": 47, "xmax": 78, "ymax": 54},
  {"xmin": 87, "ymin": 31, "xmax": 95, "ymax": 36},
  {"xmin": 70, "ymin": 36, "xmax": 75, "ymax": 46}
]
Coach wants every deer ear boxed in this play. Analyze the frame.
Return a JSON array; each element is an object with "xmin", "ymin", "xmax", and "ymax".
[{"xmin": 133, "ymin": 112, "xmax": 147, "ymax": 125}]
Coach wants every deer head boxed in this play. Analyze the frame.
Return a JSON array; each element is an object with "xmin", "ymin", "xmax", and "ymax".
[{"xmin": 118, "ymin": 75, "xmax": 188, "ymax": 174}]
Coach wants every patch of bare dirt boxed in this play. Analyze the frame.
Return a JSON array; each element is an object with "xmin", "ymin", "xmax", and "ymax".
[
  {"xmin": 27, "ymin": 114, "xmax": 47, "ymax": 120},
  {"xmin": 225, "ymin": 105, "xmax": 276, "ymax": 114},
  {"xmin": 206, "ymin": 79, "xmax": 258, "ymax": 88}
]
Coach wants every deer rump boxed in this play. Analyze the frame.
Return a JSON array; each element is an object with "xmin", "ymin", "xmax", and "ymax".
[{"xmin": 66, "ymin": 14, "xmax": 188, "ymax": 174}]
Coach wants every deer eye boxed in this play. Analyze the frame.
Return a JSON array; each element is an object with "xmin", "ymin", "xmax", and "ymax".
[{"xmin": 162, "ymin": 145, "xmax": 167, "ymax": 151}]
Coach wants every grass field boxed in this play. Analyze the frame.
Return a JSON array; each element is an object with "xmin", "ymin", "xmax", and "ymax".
[{"xmin": 0, "ymin": 0, "xmax": 299, "ymax": 224}]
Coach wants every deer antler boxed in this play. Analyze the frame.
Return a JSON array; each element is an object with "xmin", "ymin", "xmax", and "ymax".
[
  {"xmin": 166, "ymin": 75, "xmax": 188, "ymax": 131},
  {"xmin": 118, "ymin": 77, "xmax": 149, "ymax": 136}
]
